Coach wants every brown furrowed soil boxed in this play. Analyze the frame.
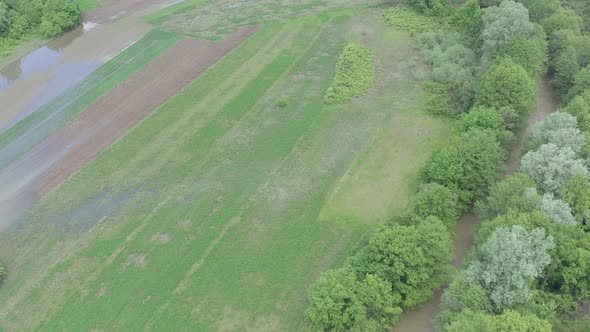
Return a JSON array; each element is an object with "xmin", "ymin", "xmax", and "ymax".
[
  {"xmin": 1, "ymin": 25, "xmax": 260, "ymax": 218},
  {"xmin": 85, "ymin": 0, "xmax": 176, "ymax": 23}
]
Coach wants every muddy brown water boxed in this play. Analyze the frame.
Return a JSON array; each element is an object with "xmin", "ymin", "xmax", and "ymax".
[{"xmin": 393, "ymin": 76, "xmax": 559, "ymax": 331}]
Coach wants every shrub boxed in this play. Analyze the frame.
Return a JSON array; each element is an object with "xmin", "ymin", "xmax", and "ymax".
[
  {"xmin": 324, "ymin": 43, "xmax": 374, "ymax": 105},
  {"xmin": 383, "ymin": 6, "xmax": 440, "ymax": 33},
  {"xmin": 443, "ymin": 309, "xmax": 552, "ymax": 332},
  {"xmin": 277, "ymin": 100, "xmax": 287, "ymax": 108}
]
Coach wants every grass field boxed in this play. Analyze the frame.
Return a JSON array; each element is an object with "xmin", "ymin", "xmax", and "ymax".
[
  {"xmin": 0, "ymin": 30, "xmax": 182, "ymax": 169},
  {"xmin": 0, "ymin": 5, "xmax": 451, "ymax": 331},
  {"xmin": 78, "ymin": 0, "xmax": 104, "ymax": 12},
  {"xmin": 146, "ymin": 0, "xmax": 376, "ymax": 39}
]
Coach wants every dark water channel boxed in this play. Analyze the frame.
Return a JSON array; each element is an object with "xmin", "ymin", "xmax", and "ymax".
[{"xmin": 393, "ymin": 76, "xmax": 559, "ymax": 331}]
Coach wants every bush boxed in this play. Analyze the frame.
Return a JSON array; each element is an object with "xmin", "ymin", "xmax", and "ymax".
[
  {"xmin": 424, "ymin": 81, "xmax": 455, "ymax": 116},
  {"xmin": 324, "ymin": 43, "xmax": 374, "ymax": 105},
  {"xmin": 383, "ymin": 6, "xmax": 440, "ymax": 33}
]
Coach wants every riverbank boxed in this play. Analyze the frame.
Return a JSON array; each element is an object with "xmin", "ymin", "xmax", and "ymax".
[{"xmin": 393, "ymin": 75, "xmax": 559, "ymax": 331}]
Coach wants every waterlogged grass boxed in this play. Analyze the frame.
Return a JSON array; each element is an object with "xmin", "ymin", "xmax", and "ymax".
[
  {"xmin": 0, "ymin": 29, "xmax": 182, "ymax": 169},
  {"xmin": 0, "ymin": 8, "xmax": 451, "ymax": 331},
  {"xmin": 325, "ymin": 42, "xmax": 375, "ymax": 104}
]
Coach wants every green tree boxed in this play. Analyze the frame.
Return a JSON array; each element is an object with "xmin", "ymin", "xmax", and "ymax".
[
  {"xmin": 562, "ymin": 173, "xmax": 590, "ymax": 229},
  {"xmin": 551, "ymin": 46, "xmax": 580, "ymax": 95},
  {"xmin": 0, "ymin": 1, "xmax": 9, "ymax": 37},
  {"xmin": 565, "ymin": 66, "xmax": 590, "ymax": 103},
  {"xmin": 456, "ymin": 106, "xmax": 502, "ymax": 133},
  {"xmin": 422, "ymin": 129, "xmax": 504, "ymax": 207},
  {"xmin": 516, "ymin": 0, "xmax": 559, "ymax": 22},
  {"xmin": 494, "ymin": 35, "xmax": 547, "ymax": 76},
  {"xmin": 306, "ymin": 269, "xmax": 402, "ymax": 331},
  {"xmin": 451, "ymin": 0, "xmax": 484, "ymax": 49},
  {"xmin": 541, "ymin": 8, "xmax": 582, "ymax": 36},
  {"xmin": 481, "ymin": 0, "xmax": 535, "ymax": 60},
  {"xmin": 443, "ymin": 309, "xmax": 551, "ymax": 332},
  {"xmin": 436, "ymin": 272, "xmax": 492, "ymax": 328},
  {"xmin": 521, "ymin": 143, "xmax": 588, "ymax": 195},
  {"xmin": 413, "ymin": 183, "xmax": 459, "ymax": 229},
  {"xmin": 562, "ymin": 90, "xmax": 590, "ymax": 132},
  {"xmin": 466, "ymin": 225, "xmax": 555, "ymax": 310},
  {"xmin": 475, "ymin": 173, "xmax": 540, "ymax": 220},
  {"xmin": 477, "ymin": 58, "xmax": 536, "ymax": 116},
  {"xmin": 350, "ymin": 218, "xmax": 452, "ymax": 309}
]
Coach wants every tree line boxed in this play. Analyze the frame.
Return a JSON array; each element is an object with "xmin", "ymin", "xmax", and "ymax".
[
  {"xmin": 0, "ymin": 0, "xmax": 81, "ymax": 55},
  {"xmin": 304, "ymin": 0, "xmax": 590, "ymax": 330}
]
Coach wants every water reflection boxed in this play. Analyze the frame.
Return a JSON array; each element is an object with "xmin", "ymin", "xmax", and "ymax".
[{"xmin": 0, "ymin": 24, "xmax": 85, "ymax": 90}]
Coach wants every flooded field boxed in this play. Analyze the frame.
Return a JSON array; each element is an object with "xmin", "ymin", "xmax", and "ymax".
[{"xmin": 0, "ymin": 18, "xmax": 153, "ymax": 133}]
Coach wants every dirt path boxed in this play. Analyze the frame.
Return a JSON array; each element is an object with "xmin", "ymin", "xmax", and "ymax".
[
  {"xmin": 0, "ymin": 26, "xmax": 260, "ymax": 230},
  {"xmin": 392, "ymin": 76, "xmax": 559, "ymax": 331}
]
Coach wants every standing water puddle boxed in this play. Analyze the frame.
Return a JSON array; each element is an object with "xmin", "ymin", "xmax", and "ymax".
[{"xmin": 393, "ymin": 77, "xmax": 559, "ymax": 331}]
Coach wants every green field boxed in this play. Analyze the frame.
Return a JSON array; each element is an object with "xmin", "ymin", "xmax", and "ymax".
[{"xmin": 0, "ymin": 6, "xmax": 450, "ymax": 331}]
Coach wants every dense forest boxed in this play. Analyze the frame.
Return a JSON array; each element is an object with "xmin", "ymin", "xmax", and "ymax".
[
  {"xmin": 305, "ymin": 0, "xmax": 590, "ymax": 331},
  {"xmin": 0, "ymin": 0, "xmax": 81, "ymax": 55}
]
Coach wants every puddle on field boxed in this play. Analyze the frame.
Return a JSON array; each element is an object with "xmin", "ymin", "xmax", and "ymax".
[
  {"xmin": 0, "ymin": 18, "xmax": 153, "ymax": 134},
  {"xmin": 0, "ymin": 25, "xmax": 85, "ymax": 90}
]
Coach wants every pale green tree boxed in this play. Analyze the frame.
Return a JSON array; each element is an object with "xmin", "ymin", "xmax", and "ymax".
[
  {"xmin": 466, "ymin": 225, "xmax": 554, "ymax": 310},
  {"xmin": 521, "ymin": 143, "xmax": 588, "ymax": 195},
  {"xmin": 526, "ymin": 112, "xmax": 585, "ymax": 153},
  {"xmin": 541, "ymin": 193, "xmax": 577, "ymax": 226},
  {"xmin": 481, "ymin": 0, "xmax": 535, "ymax": 60}
]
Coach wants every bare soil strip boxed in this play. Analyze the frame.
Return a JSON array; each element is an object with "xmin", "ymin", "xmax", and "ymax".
[
  {"xmin": 1, "ymin": 26, "xmax": 260, "ymax": 216},
  {"xmin": 85, "ymin": 0, "xmax": 174, "ymax": 24}
]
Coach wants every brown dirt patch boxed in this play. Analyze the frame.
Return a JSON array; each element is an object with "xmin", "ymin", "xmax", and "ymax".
[
  {"xmin": 85, "ymin": 0, "xmax": 172, "ymax": 24},
  {"xmin": 21, "ymin": 25, "xmax": 259, "ymax": 201}
]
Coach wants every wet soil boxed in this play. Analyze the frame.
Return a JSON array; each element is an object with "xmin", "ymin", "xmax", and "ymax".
[{"xmin": 392, "ymin": 76, "xmax": 559, "ymax": 331}]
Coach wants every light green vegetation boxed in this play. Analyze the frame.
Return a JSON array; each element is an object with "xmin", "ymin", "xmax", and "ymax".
[
  {"xmin": 0, "ymin": 7, "xmax": 451, "ymax": 331},
  {"xmin": 383, "ymin": 6, "xmax": 441, "ymax": 33},
  {"xmin": 0, "ymin": 29, "xmax": 182, "ymax": 167},
  {"xmin": 324, "ymin": 42, "xmax": 375, "ymax": 104},
  {"xmin": 78, "ymin": 0, "xmax": 104, "ymax": 12},
  {"xmin": 145, "ymin": 0, "xmax": 371, "ymax": 40}
]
